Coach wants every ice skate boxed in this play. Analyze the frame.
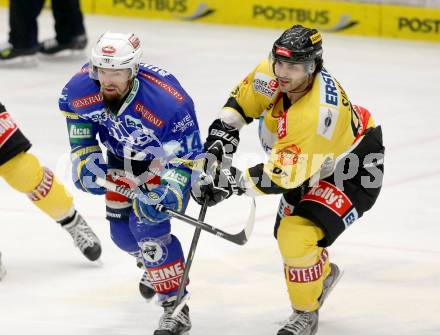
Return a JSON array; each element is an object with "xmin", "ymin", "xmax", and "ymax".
[
  {"xmin": 154, "ymin": 296, "xmax": 191, "ymax": 335},
  {"xmin": 139, "ymin": 270, "xmax": 156, "ymax": 301},
  {"xmin": 39, "ymin": 35, "xmax": 87, "ymax": 56},
  {"xmin": 319, "ymin": 263, "xmax": 342, "ymax": 307},
  {"xmin": 277, "ymin": 310, "xmax": 319, "ymax": 335},
  {"xmin": 0, "ymin": 43, "xmax": 38, "ymax": 67},
  {"xmin": 62, "ymin": 212, "xmax": 102, "ymax": 261}
]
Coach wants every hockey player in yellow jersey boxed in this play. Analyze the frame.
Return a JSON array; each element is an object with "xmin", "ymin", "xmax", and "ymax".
[
  {"xmin": 0, "ymin": 101, "xmax": 101, "ymax": 280},
  {"xmin": 192, "ymin": 25, "xmax": 384, "ymax": 334}
]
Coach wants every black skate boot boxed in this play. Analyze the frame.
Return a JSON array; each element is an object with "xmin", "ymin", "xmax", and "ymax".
[
  {"xmin": 0, "ymin": 43, "xmax": 38, "ymax": 66},
  {"xmin": 60, "ymin": 211, "xmax": 102, "ymax": 261},
  {"xmin": 154, "ymin": 297, "xmax": 191, "ymax": 335},
  {"xmin": 139, "ymin": 270, "xmax": 156, "ymax": 301},
  {"xmin": 39, "ymin": 35, "xmax": 87, "ymax": 55},
  {"xmin": 277, "ymin": 310, "xmax": 319, "ymax": 335}
]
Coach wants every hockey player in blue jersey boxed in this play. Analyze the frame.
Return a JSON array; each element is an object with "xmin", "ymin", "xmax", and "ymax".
[{"xmin": 59, "ymin": 32, "xmax": 202, "ymax": 335}]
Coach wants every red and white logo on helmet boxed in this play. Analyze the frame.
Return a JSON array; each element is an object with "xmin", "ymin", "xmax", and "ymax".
[
  {"xmin": 128, "ymin": 34, "xmax": 140, "ymax": 49},
  {"xmin": 101, "ymin": 45, "xmax": 116, "ymax": 55},
  {"xmin": 275, "ymin": 47, "xmax": 293, "ymax": 58}
]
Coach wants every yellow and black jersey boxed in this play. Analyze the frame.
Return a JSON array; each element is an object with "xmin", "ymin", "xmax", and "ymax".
[
  {"xmin": 0, "ymin": 102, "xmax": 32, "ymax": 166},
  {"xmin": 219, "ymin": 59, "xmax": 375, "ymax": 195}
]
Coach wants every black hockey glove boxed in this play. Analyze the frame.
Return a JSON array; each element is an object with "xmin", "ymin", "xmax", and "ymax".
[
  {"xmin": 191, "ymin": 166, "xmax": 246, "ymax": 207},
  {"xmin": 204, "ymin": 119, "xmax": 240, "ymax": 164}
]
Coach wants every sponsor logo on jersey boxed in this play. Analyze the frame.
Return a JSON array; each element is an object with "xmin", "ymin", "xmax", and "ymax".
[
  {"xmin": 162, "ymin": 169, "xmax": 189, "ymax": 188},
  {"xmin": 285, "ymin": 249, "xmax": 329, "ymax": 283},
  {"xmin": 343, "ymin": 207, "xmax": 359, "ymax": 228},
  {"xmin": 102, "ymin": 45, "xmax": 116, "ymax": 55},
  {"xmin": 258, "ymin": 115, "xmax": 276, "ymax": 155},
  {"xmin": 146, "ymin": 259, "xmax": 187, "ymax": 294},
  {"xmin": 27, "ymin": 168, "xmax": 54, "ymax": 201},
  {"xmin": 134, "ymin": 102, "xmax": 164, "ymax": 128},
  {"xmin": 0, "ymin": 112, "xmax": 18, "ymax": 148},
  {"xmin": 139, "ymin": 72, "xmax": 184, "ymax": 103},
  {"xmin": 171, "ymin": 113, "xmax": 195, "ymax": 133},
  {"xmin": 276, "ymin": 144, "xmax": 301, "ymax": 166},
  {"xmin": 82, "ymin": 109, "xmax": 108, "ymax": 123},
  {"xmin": 317, "ymin": 107, "xmax": 339, "ymax": 140},
  {"xmin": 141, "ymin": 63, "xmax": 171, "ymax": 77},
  {"xmin": 254, "ymin": 72, "xmax": 279, "ymax": 98},
  {"xmin": 125, "ymin": 114, "xmax": 143, "ymax": 129},
  {"xmin": 59, "ymin": 92, "xmax": 68, "ymax": 102},
  {"xmin": 320, "ymin": 68, "xmax": 339, "ymax": 107},
  {"xmin": 141, "ymin": 239, "xmax": 168, "ymax": 266},
  {"xmin": 72, "ymin": 93, "xmax": 104, "ymax": 109},
  {"xmin": 278, "ymin": 196, "xmax": 294, "ymax": 218},
  {"xmin": 277, "ymin": 112, "xmax": 287, "ymax": 138},
  {"xmin": 69, "ymin": 123, "xmax": 93, "ymax": 142},
  {"xmin": 302, "ymin": 180, "xmax": 352, "ymax": 217}
]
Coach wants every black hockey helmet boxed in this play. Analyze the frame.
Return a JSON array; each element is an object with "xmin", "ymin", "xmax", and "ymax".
[{"xmin": 272, "ymin": 25, "xmax": 323, "ymax": 64}]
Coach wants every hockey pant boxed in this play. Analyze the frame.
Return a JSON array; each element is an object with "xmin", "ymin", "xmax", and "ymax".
[
  {"xmin": 105, "ymin": 153, "xmax": 188, "ymax": 300},
  {"xmin": 275, "ymin": 126, "xmax": 384, "ymax": 312},
  {"xmin": 277, "ymin": 215, "xmax": 331, "ymax": 312}
]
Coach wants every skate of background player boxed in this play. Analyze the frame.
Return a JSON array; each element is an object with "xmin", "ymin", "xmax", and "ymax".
[{"xmin": 0, "ymin": 8, "xmax": 439, "ymax": 335}]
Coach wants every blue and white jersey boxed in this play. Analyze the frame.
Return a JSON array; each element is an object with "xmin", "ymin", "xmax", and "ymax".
[{"xmin": 59, "ymin": 63, "xmax": 202, "ymax": 164}]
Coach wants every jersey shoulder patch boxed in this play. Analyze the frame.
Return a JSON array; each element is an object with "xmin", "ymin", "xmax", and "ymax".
[
  {"xmin": 253, "ymin": 71, "xmax": 279, "ymax": 99},
  {"xmin": 317, "ymin": 107, "xmax": 339, "ymax": 140}
]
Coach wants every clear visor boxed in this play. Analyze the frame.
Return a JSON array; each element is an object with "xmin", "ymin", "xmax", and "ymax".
[{"xmin": 270, "ymin": 54, "xmax": 314, "ymax": 76}]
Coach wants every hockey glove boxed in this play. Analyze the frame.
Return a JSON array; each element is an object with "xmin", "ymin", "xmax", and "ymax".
[
  {"xmin": 133, "ymin": 184, "xmax": 183, "ymax": 223},
  {"xmin": 191, "ymin": 166, "xmax": 246, "ymax": 207},
  {"xmin": 71, "ymin": 145, "xmax": 107, "ymax": 195},
  {"xmin": 133, "ymin": 167, "xmax": 190, "ymax": 223},
  {"xmin": 204, "ymin": 119, "xmax": 240, "ymax": 165}
]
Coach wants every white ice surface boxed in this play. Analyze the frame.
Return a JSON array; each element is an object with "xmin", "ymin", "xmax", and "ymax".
[{"xmin": 1, "ymin": 8, "xmax": 440, "ymax": 335}]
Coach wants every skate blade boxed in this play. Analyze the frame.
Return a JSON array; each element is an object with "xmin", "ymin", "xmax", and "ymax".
[
  {"xmin": 91, "ymin": 259, "xmax": 103, "ymax": 267},
  {"xmin": 39, "ymin": 49, "xmax": 87, "ymax": 61},
  {"xmin": 320, "ymin": 268, "xmax": 344, "ymax": 307},
  {"xmin": 0, "ymin": 56, "xmax": 38, "ymax": 68}
]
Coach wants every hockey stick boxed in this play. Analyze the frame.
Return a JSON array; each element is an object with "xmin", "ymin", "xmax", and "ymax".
[
  {"xmin": 172, "ymin": 198, "xmax": 208, "ymax": 317},
  {"xmin": 95, "ymin": 177, "xmax": 256, "ymax": 245}
]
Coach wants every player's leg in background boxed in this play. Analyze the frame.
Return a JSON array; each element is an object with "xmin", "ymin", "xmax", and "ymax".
[
  {"xmin": 0, "ymin": 0, "xmax": 45, "ymax": 63},
  {"xmin": 39, "ymin": 0, "xmax": 87, "ymax": 55},
  {"xmin": 0, "ymin": 151, "xmax": 101, "ymax": 261}
]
